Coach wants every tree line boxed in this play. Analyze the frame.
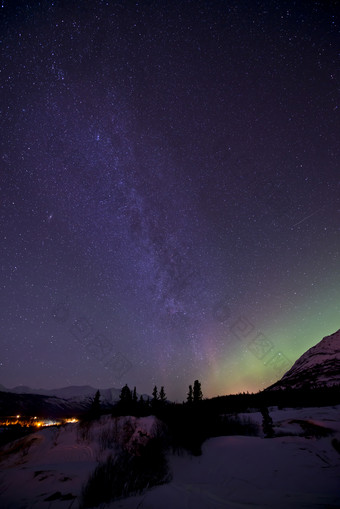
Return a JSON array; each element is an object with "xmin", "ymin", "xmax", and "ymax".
[
  {"xmin": 113, "ymin": 379, "xmax": 203, "ymax": 415},
  {"xmin": 87, "ymin": 382, "xmax": 340, "ymax": 422}
]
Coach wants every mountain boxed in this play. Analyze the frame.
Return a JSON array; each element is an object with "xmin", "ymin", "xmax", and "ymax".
[
  {"xmin": 0, "ymin": 391, "xmax": 89, "ymax": 418},
  {"xmin": 267, "ymin": 329, "xmax": 340, "ymax": 390},
  {"xmin": 0, "ymin": 385, "xmax": 122, "ymax": 417},
  {"xmin": 0, "ymin": 384, "xmax": 121, "ymax": 405}
]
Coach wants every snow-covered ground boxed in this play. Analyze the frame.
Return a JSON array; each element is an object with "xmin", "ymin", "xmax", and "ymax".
[
  {"xmin": 0, "ymin": 407, "xmax": 339, "ymax": 508},
  {"xmin": 0, "ymin": 415, "xmax": 158, "ymax": 509},
  {"xmin": 238, "ymin": 404, "xmax": 340, "ymax": 437}
]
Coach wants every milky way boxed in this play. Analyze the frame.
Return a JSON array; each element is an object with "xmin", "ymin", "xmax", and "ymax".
[{"xmin": 1, "ymin": 0, "xmax": 339, "ymax": 399}]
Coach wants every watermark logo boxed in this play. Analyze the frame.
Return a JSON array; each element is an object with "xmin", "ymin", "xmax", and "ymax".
[
  {"xmin": 51, "ymin": 302, "xmax": 70, "ymax": 323},
  {"xmin": 212, "ymin": 300, "xmax": 231, "ymax": 323},
  {"xmin": 264, "ymin": 351, "xmax": 291, "ymax": 373},
  {"xmin": 51, "ymin": 301, "xmax": 132, "ymax": 383},
  {"xmin": 212, "ymin": 305, "xmax": 292, "ymax": 378},
  {"xmin": 229, "ymin": 315, "xmax": 292, "ymax": 376},
  {"xmin": 247, "ymin": 332, "xmax": 274, "ymax": 360},
  {"xmin": 230, "ymin": 315, "xmax": 256, "ymax": 340}
]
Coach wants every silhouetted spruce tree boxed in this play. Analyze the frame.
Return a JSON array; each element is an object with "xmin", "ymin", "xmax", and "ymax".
[
  {"xmin": 118, "ymin": 384, "xmax": 133, "ymax": 414},
  {"xmin": 119, "ymin": 384, "xmax": 132, "ymax": 402},
  {"xmin": 87, "ymin": 389, "xmax": 101, "ymax": 420},
  {"xmin": 159, "ymin": 386, "xmax": 166, "ymax": 405},
  {"xmin": 120, "ymin": 384, "xmax": 132, "ymax": 403},
  {"xmin": 139, "ymin": 395, "xmax": 145, "ymax": 414},
  {"xmin": 187, "ymin": 385, "xmax": 193, "ymax": 404},
  {"xmin": 193, "ymin": 380, "xmax": 203, "ymax": 403},
  {"xmin": 261, "ymin": 407, "xmax": 274, "ymax": 438},
  {"xmin": 151, "ymin": 385, "xmax": 159, "ymax": 410},
  {"xmin": 132, "ymin": 386, "xmax": 138, "ymax": 405}
]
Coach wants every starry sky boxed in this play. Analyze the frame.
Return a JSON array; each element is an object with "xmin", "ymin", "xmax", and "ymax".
[{"xmin": 1, "ymin": 0, "xmax": 339, "ymax": 400}]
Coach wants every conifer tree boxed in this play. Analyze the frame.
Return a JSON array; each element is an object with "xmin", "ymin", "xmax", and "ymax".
[
  {"xmin": 120, "ymin": 384, "xmax": 132, "ymax": 403},
  {"xmin": 261, "ymin": 407, "xmax": 274, "ymax": 438},
  {"xmin": 187, "ymin": 384, "xmax": 193, "ymax": 404},
  {"xmin": 89, "ymin": 389, "xmax": 101, "ymax": 419},
  {"xmin": 159, "ymin": 386, "xmax": 166, "ymax": 404},
  {"xmin": 152, "ymin": 385, "xmax": 158, "ymax": 401},
  {"xmin": 193, "ymin": 380, "xmax": 203, "ymax": 403},
  {"xmin": 151, "ymin": 385, "xmax": 158, "ymax": 410}
]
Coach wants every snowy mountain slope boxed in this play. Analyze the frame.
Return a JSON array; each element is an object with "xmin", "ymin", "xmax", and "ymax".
[{"xmin": 267, "ymin": 329, "xmax": 340, "ymax": 390}]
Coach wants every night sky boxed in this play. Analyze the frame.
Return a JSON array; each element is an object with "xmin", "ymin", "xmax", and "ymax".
[{"xmin": 1, "ymin": 0, "xmax": 339, "ymax": 400}]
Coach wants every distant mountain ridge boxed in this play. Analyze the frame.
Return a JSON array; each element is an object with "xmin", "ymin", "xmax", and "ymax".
[
  {"xmin": 0, "ymin": 385, "xmax": 121, "ymax": 417},
  {"xmin": 267, "ymin": 329, "xmax": 340, "ymax": 391},
  {"xmin": 0, "ymin": 391, "xmax": 86, "ymax": 418},
  {"xmin": 0, "ymin": 384, "xmax": 120, "ymax": 404}
]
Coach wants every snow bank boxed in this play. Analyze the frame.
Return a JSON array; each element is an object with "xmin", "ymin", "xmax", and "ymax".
[
  {"xmin": 0, "ymin": 415, "xmax": 161, "ymax": 508},
  {"xmin": 0, "ymin": 408, "xmax": 339, "ymax": 508}
]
